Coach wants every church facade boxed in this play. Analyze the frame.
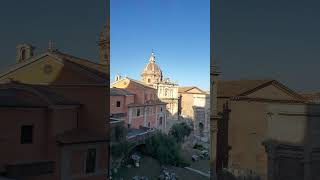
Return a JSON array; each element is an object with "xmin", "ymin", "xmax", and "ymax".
[
  {"xmin": 111, "ymin": 77, "xmax": 167, "ymax": 132},
  {"xmin": 0, "ymin": 24, "xmax": 109, "ymax": 180},
  {"xmin": 140, "ymin": 51, "xmax": 180, "ymax": 122}
]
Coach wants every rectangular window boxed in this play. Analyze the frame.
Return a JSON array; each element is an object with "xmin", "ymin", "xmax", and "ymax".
[
  {"xmin": 85, "ymin": 148, "xmax": 96, "ymax": 173},
  {"xmin": 116, "ymin": 101, "xmax": 121, "ymax": 107},
  {"xmin": 21, "ymin": 125, "xmax": 33, "ymax": 144},
  {"xmin": 137, "ymin": 108, "xmax": 140, "ymax": 116}
]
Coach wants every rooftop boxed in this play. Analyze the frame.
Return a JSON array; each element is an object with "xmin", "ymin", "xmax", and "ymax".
[
  {"xmin": 0, "ymin": 81, "xmax": 80, "ymax": 107},
  {"xmin": 110, "ymin": 88, "xmax": 134, "ymax": 96},
  {"xmin": 0, "ymin": 49, "xmax": 107, "ymax": 81},
  {"xmin": 217, "ymin": 79, "xmax": 273, "ymax": 97},
  {"xmin": 217, "ymin": 79, "xmax": 306, "ymax": 102},
  {"xmin": 178, "ymin": 86, "xmax": 206, "ymax": 94}
]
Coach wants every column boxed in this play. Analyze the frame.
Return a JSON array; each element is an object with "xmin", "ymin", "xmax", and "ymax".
[
  {"xmin": 262, "ymin": 141, "xmax": 280, "ymax": 180},
  {"xmin": 60, "ymin": 146, "xmax": 71, "ymax": 180}
]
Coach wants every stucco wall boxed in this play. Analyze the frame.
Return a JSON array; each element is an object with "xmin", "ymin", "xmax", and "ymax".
[
  {"xmin": 0, "ymin": 108, "xmax": 48, "ymax": 171},
  {"xmin": 180, "ymin": 93, "xmax": 194, "ymax": 119},
  {"xmin": 227, "ymin": 100, "xmax": 268, "ymax": 179}
]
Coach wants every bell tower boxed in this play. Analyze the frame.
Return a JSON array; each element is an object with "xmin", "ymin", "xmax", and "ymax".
[
  {"xmin": 16, "ymin": 43, "xmax": 35, "ymax": 63},
  {"xmin": 98, "ymin": 18, "xmax": 110, "ymax": 66}
]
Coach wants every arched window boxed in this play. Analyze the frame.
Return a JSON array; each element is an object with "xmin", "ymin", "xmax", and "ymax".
[
  {"xmin": 148, "ymin": 79, "xmax": 151, "ymax": 83},
  {"xmin": 199, "ymin": 123, "xmax": 204, "ymax": 137},
  {"xmin": 164, "ymin": 89, "xmax": 168, "ymax": 96},
  {"xmin": 21, "ymin": 49, "xmax": 26, "ymax": 60}
]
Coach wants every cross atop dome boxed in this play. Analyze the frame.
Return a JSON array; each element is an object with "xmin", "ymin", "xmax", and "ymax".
[{"xmin": 149, "ymin": 49, "xmax": 155, "ymax": 63}]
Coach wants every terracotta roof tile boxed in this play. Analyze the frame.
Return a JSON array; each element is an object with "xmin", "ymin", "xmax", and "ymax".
[
  {"xmin": 300, "ymin": 92, "xmax": 320, "ymax": 103},
  {"xmin": 126, "ymin": 78, "xmax": 154, "ymax": 89},
  {"xmin": 178, "ymin": 86, "xmax": 206, "ymax": 94},
  {"xmin": 178, "ymin": 86, "xmax": 196, "ymax": 93},
  {"xmin": 217, "ymin": 79, "xmax": 273, "ymax": 97},
  {"xmin": 52, "ymin": 51, "xmax": 107, "ymax": 79},
  {"xmin": 110, "ymin": 88, "xmax": 134, "ymax": 96}
]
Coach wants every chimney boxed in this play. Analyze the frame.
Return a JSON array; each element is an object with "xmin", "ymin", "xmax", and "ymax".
[{"xmin": 16, "ymin": 43, "xmax": 35, "ymax": 63}]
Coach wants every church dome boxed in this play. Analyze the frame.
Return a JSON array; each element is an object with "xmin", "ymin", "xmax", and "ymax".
[
  {"xmin": 141, "ymin": 51, "xmax": 162, "ymax": 75},
  {"xmin": 141, "ymin": 50, "xmax": 163, "ymax": 84},
  {"xmin": 143, "ymin": 61, "xmax": 161, "ymax": 74}
]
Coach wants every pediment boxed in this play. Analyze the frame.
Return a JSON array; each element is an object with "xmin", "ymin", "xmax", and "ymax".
[
  {"xmin": 185, "ymin": 87, "xmax": 205, "ymax": 94},
  {"xmin": 244, "ymin": 83, "xmax": 303, "ymax": 101},
  {"xmin": 0, "ymin": 53, "xmax": 106, "ymax": 84}
]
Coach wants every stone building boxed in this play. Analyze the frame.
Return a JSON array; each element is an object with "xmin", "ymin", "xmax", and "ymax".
[
  {"xmin": 110, "ymin": 87, "xmax": 135, "ymax": 121},
  {"xmin": 216, "ymin": 79, "xmax": 310, "ymax": 180},
  {"xmin": 0, "ymin": 25, "xmax": 109, "ymax": 180},
  {"xmin": 140, "ymin": 51, "xmax": 180, "ymax": 121},
  {"xmin": 111, "ymin": 77, "xmax": 167, "ymax": 132},
  {"xmin": 178, "ymin": 86, "xmax": 210, "ymax": 142},
  {"xmin": 262, "ymin": 103, "xmax": 320, "ymax": 180},
  {"xmin": 300, "ymin": 92, "xmax": 320, "ymax": 104}
]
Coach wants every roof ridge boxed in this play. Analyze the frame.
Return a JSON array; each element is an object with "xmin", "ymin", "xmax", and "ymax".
[
  {"xmin": 53, "ymin": 51, "xmax": 103, "ymax": 66},
  {"xmin": 125, "ymin": 77, "xmax": 155, "ymax": 88},
  {"xmin": 218, "ymin": 79, "xmax": 274, "ymax": 82}
]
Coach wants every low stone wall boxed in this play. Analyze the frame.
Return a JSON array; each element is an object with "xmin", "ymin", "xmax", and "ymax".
[
  {"xmin": 263, "ymin": 140, "xmax": 320, "ymax": 180},
  {"xmin": 218, "ymin": 168, "xmax": 261, "ymax": 180}
]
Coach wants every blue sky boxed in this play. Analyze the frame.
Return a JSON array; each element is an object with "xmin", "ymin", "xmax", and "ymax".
[
  {"xmin": 2, "ymin": 1, "xmax": 320, "ymax": 92},
  {"xmin": 0, "ymin": 0, "xmax": 106, "ymax": 68},
  {"xmin": 110, "ymin": 0, "xmax": 210, "ymax": 91},
  {"xmin": 215, "ymin": 0, "xmax": 320, "ymax": 92}
]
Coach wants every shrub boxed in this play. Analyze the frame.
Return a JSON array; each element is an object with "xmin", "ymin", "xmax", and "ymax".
[
  {"xmin": 111, "ymin": 124, "xmax": 127, "ymax": 142},
  {"xmin": 193, "ymin": 143, "xmax": 205, "ymax": 151}
]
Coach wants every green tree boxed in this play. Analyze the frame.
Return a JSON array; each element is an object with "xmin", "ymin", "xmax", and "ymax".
[
  {"xmin": 145, "ymin": 131, "xmax": 190, "ymax": 167},
  {"xmin": 169, "ymin": 122, "xmax": 192, "ymax": 143},
  {"xmin": 111, "ymin": 140, "xmax": 130, "ymax": 158},
  {"xmin": 110, "ymin": 124, "xmax": 129, "ymax": 158},
  {"xmin": 111, "ymin": 124, "xmax": 127, "ymax": 142}
]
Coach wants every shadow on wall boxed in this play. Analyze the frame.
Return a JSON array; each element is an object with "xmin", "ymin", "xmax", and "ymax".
[
  {"xmin": 219, "ymin": 169, "xmax": 261, "ymax": 180},
  {"xmin": 0, "ymin": 48, "xmax": 109, "ymax": 179},
  {"xmin": 262, "ymin": 103, "xmax": 320, "ymax": 180},
  {"xmin": 215, "ymin": 101, "xmax": 320, "ymax": 180}
]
